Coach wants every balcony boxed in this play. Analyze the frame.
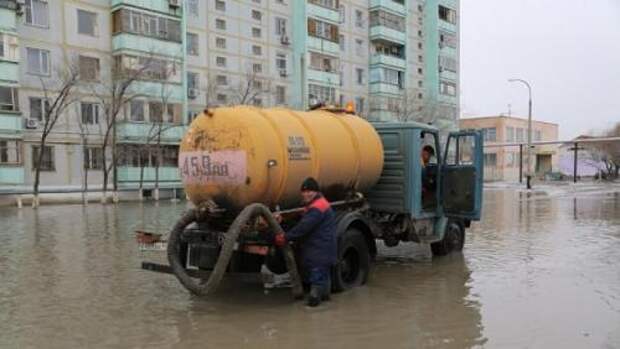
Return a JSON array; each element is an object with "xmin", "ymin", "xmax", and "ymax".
[
  {"xmin": 369, "ymin": 0, "xmax": 406, "ymax": 16},
  {"xmin": 438, "ymin": 19, "xmax": 457, "ymax": 33},
  {"xmin": 370, "ymin": 54, "xmax": 406, "ymax": 69},
  {"xmin": 0, "ymin": 112, "xmax": 22, "ymax": 135},
  {"xmin": 439, "ymin": 69, "xmax": 458, "ymax": 81},
  {"xmin": 116, "ymin": 122, "xmax": 187, "ymax": 144},
  {"xmin": 307, "ymin": 3, "xmax": 340, "ymax": 23},
  {"xmin": 369, "ymin": 26, "xmax": 406, "ymax": 44},
  {"xmin": 307, "ymin": 69, "xmax": 340, "ymax": 87},
  {"xmin": 369, "ymin": 82, "xmax": 403, "ymax": 95},
  {"xmin": 128, "ymin": 80, "xmax": 185, "ymax": 101},
  {"xmin": 112, "ymin": 33, "xmax": 182, "ymax": 57},
  {"xmin": 111, "ymin": 0, "xmax": 181, "ymax": 15},
  {"xmin": 307, "ymin": 36, "xmax": 340, "ymax": 56},
  {"xmin": 0, "ymin": 166, "xmax": 24, "ymax": 185},
  {"xmin": 0, "ymin": 60, "xmax": 19, "ymax": 84},
  {"xmin": 117, "ymin": 166, "xmax": 181, "ymax": 184}
]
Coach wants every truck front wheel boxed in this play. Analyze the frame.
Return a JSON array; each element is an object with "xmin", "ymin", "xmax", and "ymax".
[
  {"xmin": 332, "ymin": 228, "xmax": 371, "ymax": 292},
  {"xmin": 431, "ymin": 221, "xmax": 464, "ymax": 257}
]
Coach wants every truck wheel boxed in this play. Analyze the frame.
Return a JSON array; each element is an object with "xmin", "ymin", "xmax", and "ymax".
[
  {"xmin": 431, "ymin": 221, "xmax": 464, "ymax": 257},
  {"xmin": 332, "ymin": 228, "xmax": 370, "ymax": 292}
]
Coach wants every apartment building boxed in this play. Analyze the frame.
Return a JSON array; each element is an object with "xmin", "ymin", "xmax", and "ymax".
[
  {"xmin": 0, "ymin": 0, "xmax": 459, "ymax": 195},
  {"xmin": 460, "ymin": 116, "xmax": 559, "ymax": 182}
]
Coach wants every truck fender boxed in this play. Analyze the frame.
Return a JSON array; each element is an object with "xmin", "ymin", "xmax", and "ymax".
[{"xmin": 335, "ymin": 211, "xmax": 378, "ymax": 258}]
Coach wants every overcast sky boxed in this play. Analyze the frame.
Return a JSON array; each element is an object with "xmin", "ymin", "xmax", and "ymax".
[{"xmin": 460, "ymin": 0, "xmax": 620, "ymax": 139}]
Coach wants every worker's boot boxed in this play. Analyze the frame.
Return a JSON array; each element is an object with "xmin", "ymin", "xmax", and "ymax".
[{"xmin": 307, "ymin": 285, "xmax": 322, "ymax": 307}]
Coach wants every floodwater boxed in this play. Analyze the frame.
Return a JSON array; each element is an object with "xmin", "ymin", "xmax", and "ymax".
[{"xmin": 1, "ymin": 187, "xmax": 619, "ymax": 348}]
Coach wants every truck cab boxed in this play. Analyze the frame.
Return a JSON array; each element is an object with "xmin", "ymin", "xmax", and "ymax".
[{"xmin": 368, "ymin": 122, "xmax": 484, "ymax": 255}]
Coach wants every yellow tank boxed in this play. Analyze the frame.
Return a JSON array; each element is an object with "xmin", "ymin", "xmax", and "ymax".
[{"xmin": 179, "ymin": 106, "xmax": 384, "ymax": 211}]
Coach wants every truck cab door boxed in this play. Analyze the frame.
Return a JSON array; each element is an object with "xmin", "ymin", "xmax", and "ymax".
[{"xmin": 441, "ymin": 130, "xmax": 484, "ymax": 220}]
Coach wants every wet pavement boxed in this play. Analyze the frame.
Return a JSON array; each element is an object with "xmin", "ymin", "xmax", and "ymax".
[{"xmin": 1, "ymin": 187, "xmax": 619, "ymax": 348}]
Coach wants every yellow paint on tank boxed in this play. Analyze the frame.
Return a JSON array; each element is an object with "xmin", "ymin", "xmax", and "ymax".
[{"xmin": 179, "ymin": 106, "xmax": 384, "ymax": 211}]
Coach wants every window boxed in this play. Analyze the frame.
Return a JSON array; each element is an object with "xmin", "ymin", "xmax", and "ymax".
[
  {"xmin": 275, "ymin": 86, "xmax": 286, "ymax": 105},
  {"xmin": 217, "ymin": 94, "xmax": 227, "ymax": 103},
  {"xmin": 276, "ymin": 53, "xmax": 287, "ymax": 70},
  {"xmin": 84, "ymin": 147, "xmax": 103, "ymax": 170},
  {"xmin": 0, "ymin": 139, "xmax": 21, "ymax": 164},
  {"xmin": 439, "ymin": 80, "xmax": 457, "ymax": 96},
  {"xmin": 215, "ymin": 0, "xmax": 226, "ymax": 11},
  {"xmin": 483, "ymin": 153, "xmax": 497, "ymax": 167},
  {"xmin": 252, "ymin": 63, "xmax": 262, "ymax": 74},
  {"xmin": 115, "ymin": 55, "xmax": 181, "ymax": 83},
  {"xmin": 216, "ymin": 75, "xmax": 228, "ymax": 86},
  {"xmin": 516, "ymin": 128, "xmax": 524, "ymax": 142},
  {"xmin": 32, "ymin": 145, "xmax": 55, "ymax": 171},
  {"xmin": 309, "ymin": 52, "xmax": 337, "ymax": 72},
  {"xmin": 29, "ymin": 97, "xmax": 49, "ymax": 121},
  {"xmin": 216, "ymin": 37, "xmax": 226, "ymax": 49},
  {"xmin": 339, "ymin": 5, "xmax": 345, "ymax": 23},
  {"xmin": 309, "ymin": 0, "xmax": 338, "ymax": 9},
  {"xmin": 187, "ymin": 72, "xmax": 199, "ymax": 90},
  {"xmin": 0, "ymin": 33, "xmax": 19, "ymax": 61},
  {"xmin": 162, "ymin": 145, "xmax": 179, "ymax": 167},
  {"xmin": 216, "ymin": 19, "xmax": 226, "ymax": 30},
  {"xmin": 307, "ymin": 18, "xmax": 338, "ymax": 42},
  {"xmin": 216, "ymin": 56, "xmax": 226, "ymax": 67},
  {"xmin": 355, "ymin": 97, "xmax": 365, "ymax": 114},
  {"xmin": 439, "ymin": 5, "xmax": 457, "ymax": 24},
  {"xmin": 355, "ymin": 10, "xmax": 364, "ymax": 28},
  {"xmin": 439, "ymin": 31, "xmax": 457, "ymax": 48},
  {"xmin": 370, "ymin": 67, "xmax": 404, "ymax": 88},
  {"xmin": 129, "ymin": 100, "xmax": 145, "ymax": 121},
  {"xmin": 534, "ymin": 130, "xmax": 542, "ymax": 142},
  {"xmin": 0, "ymin": 87, "xmax": 19, "ymax": 112},
  {"xmin": 187, "ymin": 0, "xmax": 199, "ymax": 17},
  {"xmin": 275, "ymin": 18, "xmax": 287, "ymax": 35},
  {"xmin": 506, "ymin": 126, "xmax": 515, "ymax": 142},
  {"xmin": 308, "ymin": 84, "xmax": 335, "ymax": 104},
  {"xmin": 252, "ymin": 10, "xmax": 262, "ymax": 21},
  {"xmin": 112, "ymin": 9, "xmax": 182, "ymax": 42},
  {"xmin": 24, "ymin": 0, "xmax": 49, "ymax": 27},
  {"xmin": 149, "ymin": 102, "xmax": 164, "ymax": 123},
  {"xmin": 252, "ymin": 27, "xmax": 262, "ymax": 38},
  {"xmin": 355, "ymin": 39, "xmax": 363, "ymax": 56},
  {"xmin": 439, "ymin": 56, "xmax": 457, "ymax": 73},
  {"xmin": 79, "ymin": 56, "xmax": 100, "ymax": 81},
  {"xmin": 26, "ymin": 48, "xmax": 50, "ymax": 76},
  {"xmin": 339, "ymin": 35, "xmax": 345, "ymax": 51},
  {"xmin": 77, "ymin": 9, "xmax": 97, "ymax": 36},
  {"xmin": 81, "ymin": 102, "xmax": 99, "ymax": 124},
  {"xmin": 483, "ymin": 127, "xmax": 497, "ymax": 142},
  {"xmin": 187, "ymin": 32, "xmax": 199, "ymax": 56},
  {"xmin": 356, "ymin": 68, "xmax": 364, "ymax": 85},
  {"xmin": 252, "ymin": 45, "xmax": 262, "ymax": 56},
  {"xmin": 369, "ymin": 10, "xmax": 405, "ymax": 32}
]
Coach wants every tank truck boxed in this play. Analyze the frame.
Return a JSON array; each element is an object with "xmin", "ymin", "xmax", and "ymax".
[{"xmin": 141, "ymin": 106, "xmax": 483, "ymax": 297}]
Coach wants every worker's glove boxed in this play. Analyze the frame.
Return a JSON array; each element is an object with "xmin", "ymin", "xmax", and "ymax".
[{"xmin": 273, "ymin": 232, "xmax": 287, "ymax": 248}]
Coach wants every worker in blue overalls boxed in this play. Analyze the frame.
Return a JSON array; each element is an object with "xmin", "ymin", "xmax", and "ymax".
[{"xmin": 274, "ymin": 177, "xmax": 337, "ymax": 307}]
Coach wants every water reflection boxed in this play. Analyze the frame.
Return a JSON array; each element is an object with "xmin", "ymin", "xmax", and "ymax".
[{"xmin": 0, "ymin": 189, "xmax": 619, "ymax": 348}]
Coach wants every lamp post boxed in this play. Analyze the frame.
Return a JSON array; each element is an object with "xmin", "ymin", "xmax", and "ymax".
[{"xmin": 508, "ymin": 78, "xmax": 533, "ymax": 189}]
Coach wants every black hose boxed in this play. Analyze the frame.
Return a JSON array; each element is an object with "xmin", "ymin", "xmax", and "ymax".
[{"xmin": 167, "ymin": 203, "xmax": 303, "ymax": 298}]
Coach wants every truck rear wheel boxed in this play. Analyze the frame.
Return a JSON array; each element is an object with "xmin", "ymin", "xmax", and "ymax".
[
  {"xmin": 332, "ymin": 228, "xmax": 370, "ymax": 292},
  {"xmin": 431, "ymin": 221, "xmax": 464, "ymax": 257}
]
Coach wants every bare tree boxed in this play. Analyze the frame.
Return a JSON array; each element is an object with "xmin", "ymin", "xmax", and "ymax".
[
  {"xmin": 74, "ymin": 103, "xmax": 89, "ymax": 205},
  {"xmin": 88, "ymin": 55, "xmax": 152, "ymax": 203},
  {"xmin": 31, "ymin": 58, "xmax": 80, "ymax": 208},
  {"xmin": 591, "ymin": 122, "xmax": 620, "ymax": 179},
  {"xmin": 229, "ymin": 70, "xmax": 272, "ymax": 106},
  {"xmin": 386, "ymin": 89, "xmax": 444, "ymax": 124}
]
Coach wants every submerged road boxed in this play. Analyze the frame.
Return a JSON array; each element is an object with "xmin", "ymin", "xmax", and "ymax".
[{"xmin": 1, "ymin": 186, "xmax": 619, "ymax": 348}]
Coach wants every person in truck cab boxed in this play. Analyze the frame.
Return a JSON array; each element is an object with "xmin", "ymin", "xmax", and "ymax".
[
  {"xmin": 273, "ymin": 177, "xmax": 337, "ymax": 307},
  {"xmin": 421, "ymin": 145, "xmax": 437, "ymax": 209}
]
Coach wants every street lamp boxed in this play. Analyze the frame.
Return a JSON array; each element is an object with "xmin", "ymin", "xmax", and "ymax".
[{"xmin": 508, "ymin": 78, "xmax": 533, "ymax": 190}]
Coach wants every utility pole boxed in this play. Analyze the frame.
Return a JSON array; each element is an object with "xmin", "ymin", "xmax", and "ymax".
[{"xmin": 509, "ymin": 78, "xmax": 533, "ymax": 189}]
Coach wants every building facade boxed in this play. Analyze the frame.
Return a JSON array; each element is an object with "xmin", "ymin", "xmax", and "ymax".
[
  {"xmin": 0, "ymin": 0, "xmax": 459, "ymax": 195},
  {"xmin": 460, "ymin": 116, "xmax": 559, "ymax": 182}
]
